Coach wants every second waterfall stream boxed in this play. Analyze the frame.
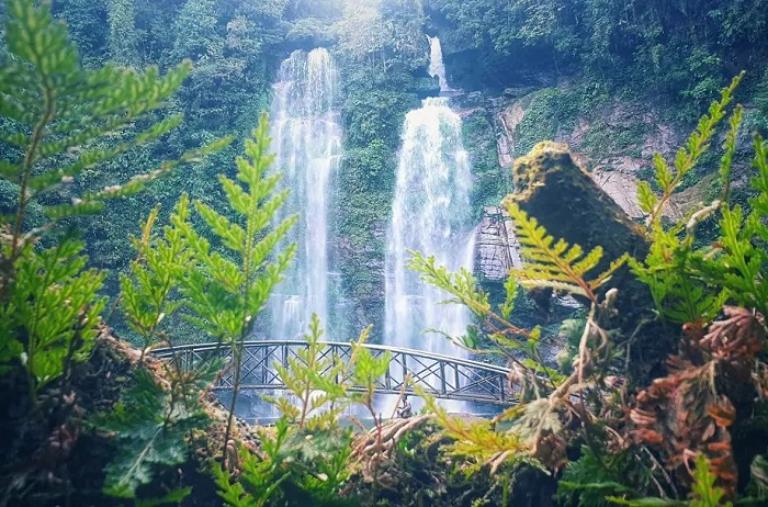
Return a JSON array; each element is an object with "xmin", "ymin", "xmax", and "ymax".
[{"xmin": 384, "ymin": 37, "xmax": 476, "ymax": 411}]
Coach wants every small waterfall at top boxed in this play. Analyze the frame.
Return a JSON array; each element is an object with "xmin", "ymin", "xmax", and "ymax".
[
  {"xmin": 427, "ymin": 36, "xmax": 452, "ymax": 93},
  {"xmin": 267, "ymin": 48, "xmax": 342, "ymax": 340},
  {"xmin": 384, "ymin": 37, "xmax": 475, "ymax": 412}
]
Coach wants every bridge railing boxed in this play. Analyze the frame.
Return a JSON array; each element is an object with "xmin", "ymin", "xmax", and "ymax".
[{"xmin": 153, "ymin": 341, "xmax": 516, "ymax": 405}]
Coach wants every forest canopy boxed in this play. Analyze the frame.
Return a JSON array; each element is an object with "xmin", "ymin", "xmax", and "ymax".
[{"xmin": 1, "ymin": 0, "xmax": 768, "ymax": 506}]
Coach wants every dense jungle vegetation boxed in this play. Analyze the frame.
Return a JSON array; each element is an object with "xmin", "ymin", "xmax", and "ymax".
[{"xmin": 1, "ymin": 0, "xmax": 768, "ymax": 505}]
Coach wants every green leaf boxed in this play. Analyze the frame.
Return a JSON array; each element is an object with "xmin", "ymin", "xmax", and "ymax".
[
  {"xmin": 637, "ymin": 181, "xmax": 658, "ymax": 214},
  {"xmin": 4, "ymin": 240, "xmax": 106, "ymax": 391},
  {"xmin": 98, "ymin": 370, "xmax": 208, "ymax": 499},
  {"xmin": 506, "ymin": 201, "xmax": 614, "ymax": 301}
]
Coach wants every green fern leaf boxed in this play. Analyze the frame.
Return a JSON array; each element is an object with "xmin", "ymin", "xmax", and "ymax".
[
  {"xmin": 98, "ymin": 370, "xmax": 208, "ymax": 499},
  {"xmin": 506, "ymin": 201, "xmax": 614, "ymax": 301}
]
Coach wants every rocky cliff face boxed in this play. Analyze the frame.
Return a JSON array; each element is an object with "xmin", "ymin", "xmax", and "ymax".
[
  {"xmin": 470, "ymin": 86, "xmax": 712, "ymax": 283},
  {"xmin": 474, "ymin": 206, "xmax": 520, "ymax": 284},
  {"xmin": 490, "ymin": 89, "xmax": 728, "ymax": 224}
]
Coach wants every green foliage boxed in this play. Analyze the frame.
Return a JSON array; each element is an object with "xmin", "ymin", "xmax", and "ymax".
[
  {"xmin": 106, "ymin": 0, "xmax": 139, "ymax": 65},
  {"xmin": 0, "ymin": 0, "xmax": 225, "ymax": 237},
  {"xmin": 410, "ymin": 196, "xmax": 628, "ymax": 471},
  {"xmin": 431, "ymin": 0, "xmax": 766, "ymax": 111},
  {"xmin": 172, "ymin": 0, "xmax": 218, "ymax": 61},
  {"xmin": 408, "ymin": 248, "xmax": 566, "ymax": 392},
  {"xmin": 108, "ymin": 114, "xmax": 298, "ymax": 502},
  {"xmin": 408, "ymin": 250, "xmax": 491, "ymax": 320},
  {"xmin": 348, "ymin": 325, "xmax": 391, "ymax": 410},
  {"xmin": 214, "ymin": 418, "xmax": 355, "ymax": 507},
  {"xmin": 268, "ymin": 314, "xmax": 349, "ymax": 430},
  {"xmin": 0, "ymin": 0, "xmax": 225, "ymax": 398},
  {"xmin": 689, "ymin": 136, "xmax": 768, "ymax": 318},
  {"xmin": 557, "ymin": 445, "xmax": 653, "ymax": 507},
  {"xmin": 608, "ymin": 455, "xmax": 732, "ymax": 507},
  {"xmin": 216, "ymin": 318, "xmax": 391, "ymax": 506},
  {"xmin": 505, "ymin": 201, "xmax": 626, "ymax": 302},
  {"xmin": 0, "ymin": 239, "xmax": 105, "ymax": 391},
  {"xmin": 98, "ymin": 369, "xmax": 208, "ymax": 499},
  {"xmin": 636, "ymin": 74, "xmax": 743, "ymax": 227},
  {"xmin": 171, "ymin": 112, "xmax": 296, "ymax": 451},
  {"xmin": 422, "ymin": 392, "xmax": 526, "ymax": 470},
  {"xmin": 120, "ymin": 202, "xmax": 192, "ymax": 357},
  {"xmin": 689, "ymin": 455, "xmax": 733, "ymax": 507},
  {"xmin": 514, "ymin": 87, "xmax": 581, "ymax": 155},
  {"xmin": 213, "ymin": 422, "xmax": 291, "ymax": 507},
  {"xmin": 174, "ymin": 114, "xmax": 296, "ymax": 343},
  {"xmin": 628, "ymin": 74, "xmax": 768, "ymax": 324},
  {"xmin": 748, "ymin": 454, "xmax": 768, "ymax": 499},
  {"xmin": 268, "ymin": 316, "xmax": 392, "ymax": 428}
]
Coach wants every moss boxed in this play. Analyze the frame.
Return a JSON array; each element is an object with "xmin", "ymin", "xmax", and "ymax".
[
  {"xmin": 514, "ymin": 88, "xmax": 581, "ymax": 156},
  {"xmin": 580, "ymin": 120, "xmax": 650, "ymax": 159},
  {"xmin": 462, "ymin": 109, "xmax": 510, "ymax": 212}
]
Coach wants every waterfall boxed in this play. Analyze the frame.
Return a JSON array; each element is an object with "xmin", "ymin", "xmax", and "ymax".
[
  {"xmin": 384, "ymin": 38, "xmax": 475, "ymax": 413},
  {"xmin": 427, "ymin": 36, "xmax": 452, "ymax": 93},
  {"xmin": 267, "ymin": 48, "xmax": 342, "ymax": 340},
  {"xmin": 385, "ymin": 97, "xmax": 475, "ymax": 358}
]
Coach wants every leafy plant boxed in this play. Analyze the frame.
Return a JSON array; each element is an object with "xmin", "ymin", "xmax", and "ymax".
[
  {"xmin": 421, "ymin": 392, "xmax": 527, "ymax": 473},
  {"xmin": 407, "ymin": 69, "xmax": 764, "ymax": 506},
  {"xmin": 171, "ymin": 112, "xmax": 297, "ymax": 452},
  {"xmin": 687, "ymin": 135, "xmax": 768, "ymax": 318},
  {"xmin": 120, "ymin": 201, "xmax": 193, "ymax": 361},
  {"xmin": 213, "ymin": 420, "xmax": 292, "ymax": 507},
  {"xmin": 0, "ymin": 238, "xmax": 106, "ymax": 394},
  {"xmin": 97, "ymin": 369, "xmax": 209, "ymax": 499},
  {"xmin": 214, "ymin": 417, "xmax": 356, "ymax": 507},
  {"xmin": 0, "ymin": 0, "xmax": 227, "ymax": 396},
  {"xmin": 267, "ymin": 314, "xmax": 349, "ymax": 430},
  {"xmin": 410, "ymin": 196, "xmax": 627, "ymax": 472},
  {"xmin": 557, "ymin": 445, "xmax": 644, "ymax": 507},
  {"xmin": 629, "ymin": 74, "xmax": 745, "ymax": 325},
  {"xmin": 504, "ymin": 201, "xmax": 627, "ymax": 303},
  {"xmin": 608, "ymin": 455, "xmax": 733, "ymax": 506},
  {"xmin": 215, "ymin": 316, "xmax": 397, "ymax": 505},
  {"xmin": 0, "ymin": 0, "xmax": 227, "ymax": 262}
]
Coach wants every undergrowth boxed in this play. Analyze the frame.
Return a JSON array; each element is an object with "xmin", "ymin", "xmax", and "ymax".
[{"xmin": 1, "ymin": 1, "xmax": 767, "ymax": 506}]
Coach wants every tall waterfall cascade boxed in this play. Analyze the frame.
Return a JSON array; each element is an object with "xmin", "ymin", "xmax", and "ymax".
[
  {"xmin": 385, "ymin": 38, "xmax": 475, "ymax": 392},
  {"xmin": 267, "ymin": 48, "xmax": 343, "ymax": 340}
]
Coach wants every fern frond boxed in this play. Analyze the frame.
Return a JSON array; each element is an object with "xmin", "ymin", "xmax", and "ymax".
[
  {"xmin": 420, "ymin": 389, "xmax": 527, "ymax": 470},
  {"xmin": 639, "ymin": 72, "xmax": 744, "ymax": 227},
  {"xmin": 506, "ymin": 202, "xmax": 620, "ymax": 301}
]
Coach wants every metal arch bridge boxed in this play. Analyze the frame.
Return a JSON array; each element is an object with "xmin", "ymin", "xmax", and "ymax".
[{"xmin": 153, "ymin": 341, "xmax": 516, "ymax": 406}]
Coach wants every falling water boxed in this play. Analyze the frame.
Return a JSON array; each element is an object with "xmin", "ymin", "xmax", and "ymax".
[
  {"xmin": 427, "ymin": 36, "xmax": 452, "ymax": 93},
  {"xmin": 384, "ymin": 38, "xmax": 475, "ymax": 412},
  {"xmin": 385, "ymin": 97, "xmax": 475, "ymax": 358},
  {"xmin": 267, "ymin": 48, "xmax": 342, "ymax": 340}
]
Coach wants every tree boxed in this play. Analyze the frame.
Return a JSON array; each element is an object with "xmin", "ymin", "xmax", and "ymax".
[{"xmin": 106, "ymin": 0, "xmax": 140, "ymax": 65}]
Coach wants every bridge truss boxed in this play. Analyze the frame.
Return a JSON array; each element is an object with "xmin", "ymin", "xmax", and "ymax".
[{"xmin": 153, "ymin": 341, "xmax": 516, "ymax": 405}]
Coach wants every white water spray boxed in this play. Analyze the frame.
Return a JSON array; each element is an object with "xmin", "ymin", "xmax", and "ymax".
[
  {"xmin": 384, "ymin": 38, "xmax": 475, "ymax": 412},
  {"xmin": 428, "ymin": 36, "xmax": 452, "ymax": 93},
  {"xmin": 268, "ymin": 48, "xmax": 342, "ymax": 340}
]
